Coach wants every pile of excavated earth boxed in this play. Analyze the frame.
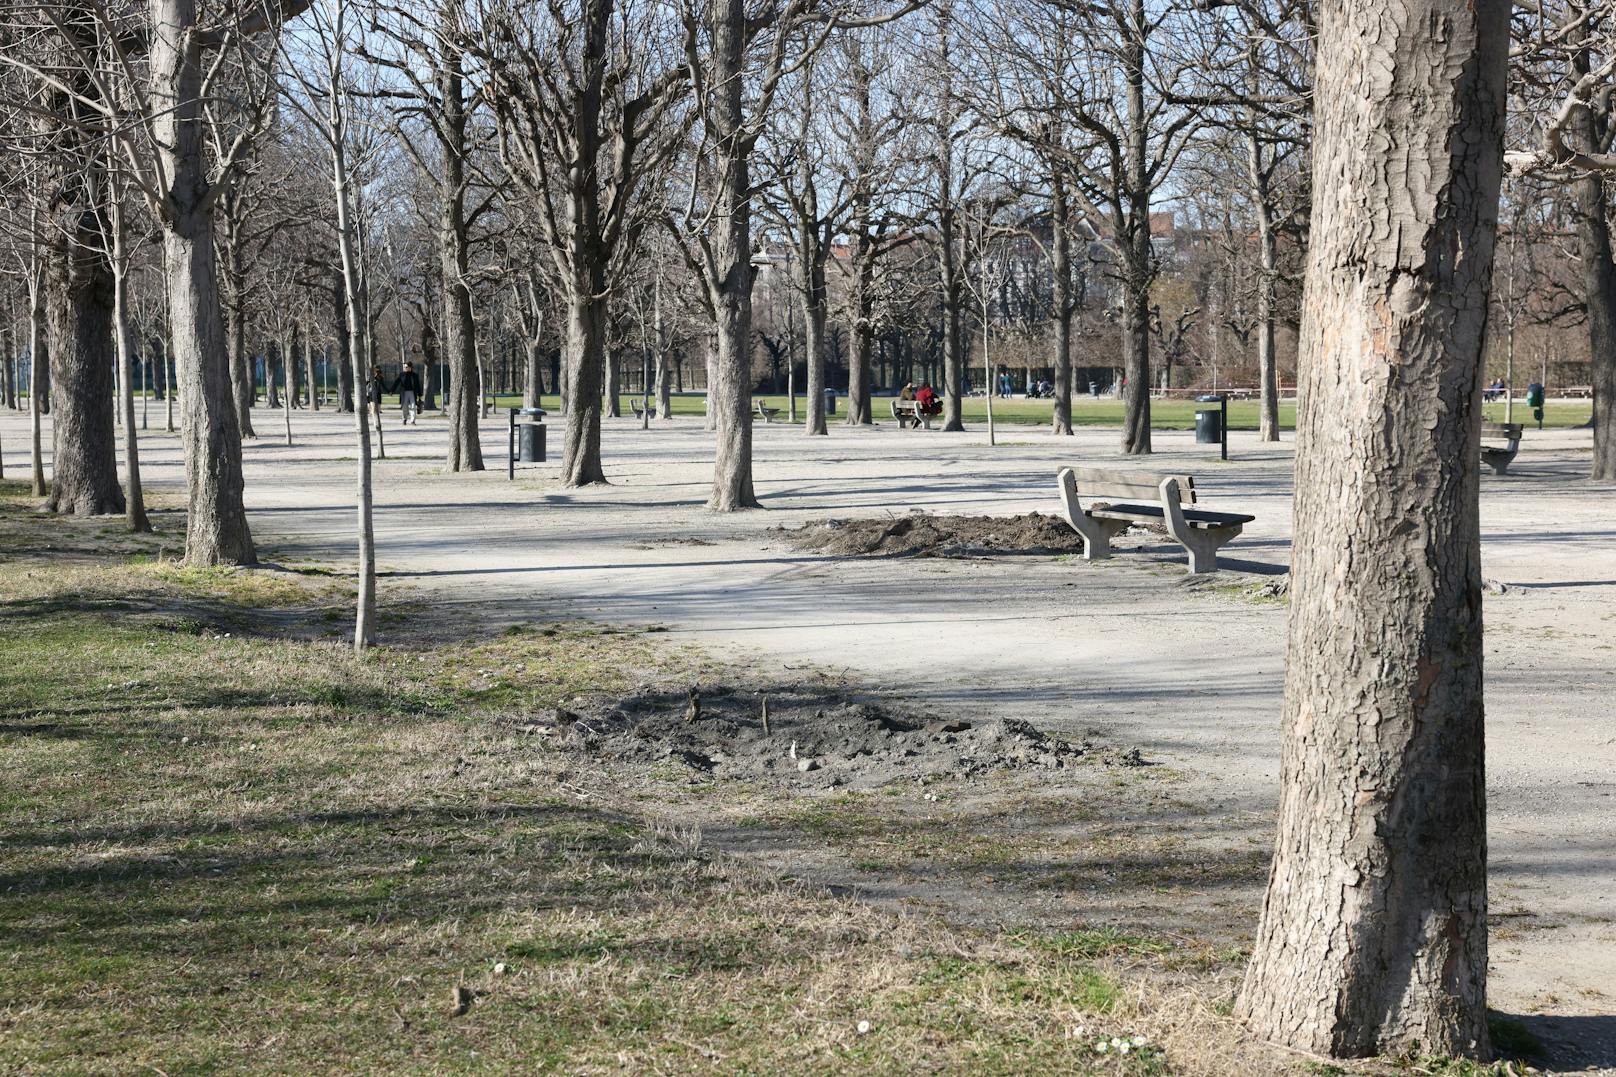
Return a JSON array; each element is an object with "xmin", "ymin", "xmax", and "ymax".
[
  {"xmin": 779, "ymin": 511, "xmax": 1116, "ymax": 558},
  {"xmin": 517, "ymin": 684, "xmax": 1146, "ymax": 790}
]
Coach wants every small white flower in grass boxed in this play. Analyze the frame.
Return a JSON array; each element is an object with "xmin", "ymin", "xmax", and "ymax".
[
  {"xmin": 493, "ymin": 962, "xmax": 508, "ymax": 975},
  {"xmin": 1131, "ymin": 1035, "xmax": 1148, "ymax": 1047},
  {"xmin": 1094, "ymin": 1041, "xmax": 1108, "ymax": 1053},
  {"xmin": 856, "ymin": 1020, "xmax": 871, "ymax": 1035},
  {"xmin": 1118, "ymin": 1042, "xmax": 1131, "ymax": 1054}
]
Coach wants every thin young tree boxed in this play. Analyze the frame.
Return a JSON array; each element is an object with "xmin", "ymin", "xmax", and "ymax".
[{"xmin": 278, "ymin": 0, "xmax": 379, "ymax": 651}]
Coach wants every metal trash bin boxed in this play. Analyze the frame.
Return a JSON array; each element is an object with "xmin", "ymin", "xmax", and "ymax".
[
  {"xmin": 824, "ymin": 388, "xmax": 837, "ymax": 415},
  {"xmin": 507, "ymin": 407, "xmax": 548, "ymax": 480},
  {"xmin": 1195, "ymin": 394, "xmax": 1225, "ymax": 444},
  {"xmin": 519, "ymin": 421, "xmax": 546, "ymax": 462}
]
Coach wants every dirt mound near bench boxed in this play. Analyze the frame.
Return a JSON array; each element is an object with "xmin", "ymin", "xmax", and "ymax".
[
  {"xmin": 779, "ymin": 512, "xmax": 1098, "ymax": 558},
  {"xmin": 517, "ymin": 684, "xmax": 1140, "ymax": 790}
]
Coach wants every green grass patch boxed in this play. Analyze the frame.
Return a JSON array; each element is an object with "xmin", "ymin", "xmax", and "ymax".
[
  {"xmin": 0, "ymin": 503, "xmax": 1197, "ymax": 1074},
  {"xmin": 460, "ymin": 393, "xmax": 1594, "ymax": 432}
]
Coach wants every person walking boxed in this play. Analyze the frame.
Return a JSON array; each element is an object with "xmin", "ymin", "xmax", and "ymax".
[
  {"xmin": 394, "ymin": 362, "xmax": 423, "ymax": 425},
  {"xmin": 368, "ymin": 364, "xmax": 387, "ymax": 430}
]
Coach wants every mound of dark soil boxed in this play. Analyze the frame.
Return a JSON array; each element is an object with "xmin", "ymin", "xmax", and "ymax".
[
  {"xmin": 517, "ymin": 685, "xmax": 1121, "ymax": 789},
  {"xmin": 780, "ymin": 512, "xmax": 1100, "ymax": 558}
]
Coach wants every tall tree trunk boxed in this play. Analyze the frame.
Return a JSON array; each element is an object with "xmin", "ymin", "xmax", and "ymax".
[
  {"xmin": 1119, "ymin": 0, "xmax": 1152, "ymax": 455},
  {"xmin": 1569, "ymin": 50, "xmax": 1616, "ymax": 480},
  {"xmin": 221, "ymin": 211, "xmax": 255, "ymax": 438},
  {"xmin": 111, "ymin": 199, "xmax": 150, "ymax": 532},
  {"xmin": 604, "ymin": 346, "xmax": 622, "ymax": 418},
  {"xmin": 306, "ymin": 325, "xmax": 320, "ymax": 410},
  {"xmin": 561, "ymin": 291, "xmax": 607, "ymax": 486},
  {"xmin": 847, "ymin": 311, "xmax": 873, "ymax": 424},
  {"xmin": 803, "ymin": 252, "xmax": 828, "ymax": 435},
  {"xmin": 523, "ymin": 309, "xmax": 543, "ymax": 409},
  {"xmin": 1235, "ymin": 0, "xmax": 1507, "ymax": 1058},
  {"xmin": 27, "ymin": 267, "xmax": 46, "ymax": 497},
  {"xmin": 654, "ymin": 279, "xmax": 672, "ymax": 419},
  {"xmin": 1050, "ymin": 178, "xmax": 1074, "ymax": 435},
  {"xmin": 704, "ymin": 0, "xmax": 760, "ymax": 510},
  {"xmin": 1247, "ymin": 123, "xmax": 1281, "ymax": 443},
  {"xmin": 939, "ymin": 204, "xmax": 965, "ymax": 430},
  {"xmin": 162, "ymin": 221, "xmax": 255, "ymax": 562},
  {"xmin": 44, "ymin": 205, "xmax": 124, "ymax": 516},
  {"xmin": 1119, "ymin": 261, "xmax": 1151, "ymax": 454},
  {"xmin": 439, "ymin": 40, "xmax": 482, "ymax": 471},
  {"xmin": 149, "ymin": 0, "xmax": 255, "ymax": 564}
]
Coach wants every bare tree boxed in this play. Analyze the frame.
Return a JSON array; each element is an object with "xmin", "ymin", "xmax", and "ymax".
[
  {"xmin": 1236, "ymin": 0, "xmax": 1509, "ymax": 1057},
  {"xmin": 1509, "ymin": 1, "xmax": 1616, "ymax": 478},
  {"xmin": 468, "ymin": 0, "xmax": 687, "ymax": 487},
  {"xmin": 278, "ymin": 0, "xmax": 379, "ymax": 651}
]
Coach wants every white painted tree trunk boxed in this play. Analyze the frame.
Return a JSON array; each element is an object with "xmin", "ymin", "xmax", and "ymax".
[{"xmin": 1235, "ymin": 0, "xmax": 1508, "ymax": 1058}]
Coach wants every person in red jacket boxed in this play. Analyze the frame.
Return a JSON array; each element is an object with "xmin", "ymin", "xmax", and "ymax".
[{"xmin": 914, "ymin": 382, "xmax": 940, "ymax": 416}]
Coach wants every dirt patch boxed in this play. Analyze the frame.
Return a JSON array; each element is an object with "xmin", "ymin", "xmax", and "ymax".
[
  {"xmin": 519, "ymin": 684, "xmax": 1145, "ymax": 790},
  {"xmin": 779, "ymin": 511, "xmax": 1125, "ymax": 558}
]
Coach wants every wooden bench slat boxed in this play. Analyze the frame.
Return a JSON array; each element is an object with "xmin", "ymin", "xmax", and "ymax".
[
  {"xmin": 1088, "ymin": 503, "xmax": 1256, "ymax": 528},
  {"xmin": 1063, "ymin": 467, "xmax": 1197, "ymax": 504},
  {"xmin": 1481, "ymin": 423, "xmax": 1523, "ymax": 438}
]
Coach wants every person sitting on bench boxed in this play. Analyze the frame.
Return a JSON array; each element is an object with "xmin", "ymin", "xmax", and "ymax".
[{"xmin": 914, "ymin": 382, "xmax": 941, "ymax": 420}]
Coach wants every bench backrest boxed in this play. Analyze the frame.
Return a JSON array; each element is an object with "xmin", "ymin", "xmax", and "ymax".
[
  {"xmin": 1480, "ymin": 422, "xmax": 1522, "ymax": 440},
  {"xmin": 1068, "ymin": 466, "xmax": 1197, "ymax": 505},
  {"xmin": 892, "ymin": 399, "xmax": 918, "ymax": 412}
]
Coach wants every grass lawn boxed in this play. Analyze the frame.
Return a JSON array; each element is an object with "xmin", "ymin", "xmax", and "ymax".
[
  {"xmin": 479, "ymin": 394, "xmax": 1592, "ymax": 432},
  {"xmin": 0, "ymin": 483, "xmax": 1195, "ymax": 1075},
  {"xmin": 0, "ymin": 483, "xmax": 1543, "ymax": 1075}
]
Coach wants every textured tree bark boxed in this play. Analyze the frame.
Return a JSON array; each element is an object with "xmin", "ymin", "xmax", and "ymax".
[
  {"xmin": 846, "ymin": 314, "xmax": 873, "ymax": 425},
  {"xmin": 704, "ymin": 0, "xmax": 760, "ymax": 511},
  {"xmin": 1568, "ymin": 56, "xmax": 1616, "ymax": 480},
  {"xmin": 305, "ymin": 321, "xmax": 320, "ymax": 410},
  {"xmin": 1118, "ymin": 6, "xmax": 1152, "ymax": 456},
  {"xmin": 220, "ymin": 209, "xmax": 255, "ymax": 438},
  {"xmin": 26, "ymin": 265, "xmax": 47, "ymax": 496},
  {"xmin": 148, "ymin": 0, "xmax": 255, "ymax": 564},
  {"xmin": 1246, "ymin": 124, "xmax": 1282, "ymax": 443},
  {"xmin": 1235, "ymin": 0, "xmax": 1507, "ymax": 1058},
  {"xmin": 653, "ymin": 282, "xmax": 672, "ymax": 419},
  {"xmin": 803, "ymin": 257, "xmax": 828, "ymax": 436},
  {"xmin": 111, "ymin": 201, "xmax": 150, "ymax": 532},
  {"xmin": 1050, "ymin": 178, "xmax": 1074, "ymax": 436},
  {"xmin": 163, "ymin": 222, "xmax": 255, "ymax": 563},
  {"xmin": 439, "ymin": 42, "xmax": 482, "ymax": 471},
  {"xmin": 604, "ymin": 347, "xmax": 622, "ymax": 418},
  {"xmin": 939, "ymin": 190, "xmax": 965, "ymax": 432},
  {"xmin": 1118, "ymin": 268, "xmax": 1151, "ymax": 454},
  {"xmin": 561, "ymin": 291, "xmax": 608, "ymax": 486},
  {"xmin": 44, "ymin": 212, "xmax": 124, "ymax": 516}
]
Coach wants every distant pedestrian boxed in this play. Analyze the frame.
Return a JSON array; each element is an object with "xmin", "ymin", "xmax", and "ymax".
[{"xmin": 394, "ymin": 362, "xmax": 423, "ymax": 425}]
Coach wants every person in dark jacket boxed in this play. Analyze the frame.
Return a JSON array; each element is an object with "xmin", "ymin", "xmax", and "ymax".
[{"xmin": 393, "ymin": 362, "xmax": 423, "ymax": 425}]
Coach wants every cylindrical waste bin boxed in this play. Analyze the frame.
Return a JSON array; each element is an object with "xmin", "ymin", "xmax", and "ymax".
[
  {"xmin": 1195, "ymin": 394, "xmax": 1225, "ymax": 444},
  {"xmin": 824, "ymin": 388, "xmax": 837, "ymax": 415},
  {"xmin": 519, "ymin": 421, "xmax": 546, "ymax": 462}
]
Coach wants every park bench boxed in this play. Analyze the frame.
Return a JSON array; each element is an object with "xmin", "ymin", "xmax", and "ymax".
[
  {"xmin": 630, "ymin": 399, "xmax": 655, "ymax": 420},
  {"xmin": 1480, "ymin": 422, "xmax": 1524, "ymax": 476},
  {"xmin": 754, "ymin": 400, "xmax": 781, "ymax": 423},
  {"xmin": 891, "ymin": 398, "xmax": 940, "ymax": 429},
  {"xmin": 1056, "ymin": 466, "xmax": 1255, "ymax": 575}
]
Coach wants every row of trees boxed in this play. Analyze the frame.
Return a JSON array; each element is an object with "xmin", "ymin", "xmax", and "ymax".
[{"xmin": 4, "ymin": 0, "xmax": 1612, "ymax": 550}]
